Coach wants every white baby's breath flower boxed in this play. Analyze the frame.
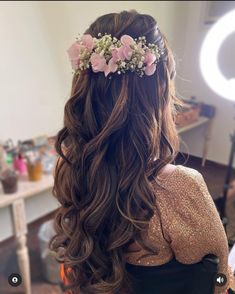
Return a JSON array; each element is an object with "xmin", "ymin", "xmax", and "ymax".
[{"xmin": 138, "ymin": 61, "xmax": 143, "ymax": 68}]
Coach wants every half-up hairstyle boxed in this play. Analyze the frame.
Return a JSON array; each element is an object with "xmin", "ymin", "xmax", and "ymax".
[{"xmin": 51, "ymin": 10, "xmax": 179, "ymax": 294}]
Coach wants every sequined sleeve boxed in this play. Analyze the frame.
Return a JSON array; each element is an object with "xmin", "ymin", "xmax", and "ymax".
[{"xmin": 156, "ymin": 166, "xmax": 233, "ymax": 293}]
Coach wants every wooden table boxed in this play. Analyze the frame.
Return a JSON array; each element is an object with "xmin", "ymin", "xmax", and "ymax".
[
  {"xmin": 0, "ymin": 174, "xmax": 57, "ymax": 294},
  {"xmin": 177, "ymin": 116, "xmax": 213, "ymax": 166}
]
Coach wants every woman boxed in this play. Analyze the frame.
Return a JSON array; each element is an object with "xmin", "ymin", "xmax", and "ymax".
[{"xmin": 51, "ymin": 10, "xmax": 234, "ymax": 294}]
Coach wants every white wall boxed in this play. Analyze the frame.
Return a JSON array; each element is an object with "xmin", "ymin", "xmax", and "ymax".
[
  {"xmin": 176, "ymin": 1, "xmax": 235, "ymax": 166},
  {"xmin": 0, "ymin": 2, "xmax": 65, "ymax": 143}
]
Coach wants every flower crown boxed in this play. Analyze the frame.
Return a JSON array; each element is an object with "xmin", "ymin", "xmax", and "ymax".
[{"xmin": 67, "ymin": 33, "xmax": 165, "ymax": 77}]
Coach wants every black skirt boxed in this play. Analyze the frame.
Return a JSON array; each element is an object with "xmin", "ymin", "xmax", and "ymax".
[{"xmin": 125, "ymin": 255, "xmax": 218, "ymax": 294}]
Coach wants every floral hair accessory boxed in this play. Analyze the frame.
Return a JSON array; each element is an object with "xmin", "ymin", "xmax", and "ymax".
[{"xmin": 67, "ymin": 33, "xmax": 165, "ymax": 77}]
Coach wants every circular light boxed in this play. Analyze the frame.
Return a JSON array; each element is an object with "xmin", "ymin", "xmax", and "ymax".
[{"xmin": 200, "ymin": 9, "xmax": 235, "ymax": 101}]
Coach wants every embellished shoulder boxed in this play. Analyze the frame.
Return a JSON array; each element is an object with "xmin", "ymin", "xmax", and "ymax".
[
  {"xmin": 153, "ymin": 165, "xmax": 231, "ymax": 293},
  {"xmin": 154, "ymin": 165, "xmax": 204, "ymax": 192}
]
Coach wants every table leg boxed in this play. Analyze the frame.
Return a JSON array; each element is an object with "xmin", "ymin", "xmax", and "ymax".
[
  {"xmin": 16, "ymin": 235, "xmax": 31, "ymax": 294},
  {"xmin": 12, "ymin": 199, "xmax": 31, "ymax": 294},
  {"xmin": 202, "ymin": 118, "xmax": 214, "ymax": 167}
]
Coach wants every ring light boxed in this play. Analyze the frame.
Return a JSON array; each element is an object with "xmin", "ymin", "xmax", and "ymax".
[{"xmin": 200, "ymin": 9, "xmax": 235, "ymax": 102}]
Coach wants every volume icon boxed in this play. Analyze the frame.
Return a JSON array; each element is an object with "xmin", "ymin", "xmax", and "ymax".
[{"xmin": 215, "ymin": 273, "xmax": 227, "ymax": 287}]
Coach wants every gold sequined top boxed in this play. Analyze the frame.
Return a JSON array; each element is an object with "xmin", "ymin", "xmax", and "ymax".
[{"xmin": 124, "ymin": 165, "xmax": 234, "ymax": 293}]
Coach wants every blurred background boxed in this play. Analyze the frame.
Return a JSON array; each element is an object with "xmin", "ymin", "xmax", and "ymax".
[{"xmin": 0, "ymin": 1, "xmax": 234, "ymax": 294}]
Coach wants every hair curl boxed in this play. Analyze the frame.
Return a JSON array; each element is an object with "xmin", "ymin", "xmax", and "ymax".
[{"xmin": 51, "ymin": 10, "xmax": 179, "ymax": 294}]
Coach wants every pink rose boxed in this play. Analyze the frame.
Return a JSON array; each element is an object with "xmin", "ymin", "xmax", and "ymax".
[
  {"xmin": 67, "ymin": 42, "xmax": 85, "ymax": 70},
  {"xmin": 111, "ymin": 48, "xmax": 120, "ymax": 62},
  {"xmin": 104, "ymin": 66, "xmax": 110, "ymax": 77},
  {"xmin": 81, "ymin": 34, "xmax": 94, "ymax": 51},
  {"xmin": 104, "ymin": 58, "xmax": 118, "ymax": 77},
  {"xmin": 120, "ymin": 35, "xmax": 134, "ymax": 46},
  {"xmin": 145, "ymin": 63, "xmax": 157, "ymax": 76},
  {"xmin": 104, "ymin": 52, "xmax": 119, "ymax": 76},
  {"xmin": 108, "ymin": 58, "xmax": 118, "ymax": 72},
  {"xmin": 117, "ymin": 46, "xmax": 133, "ymax": 60},
  {"xmin": 118, "ymin": 35, "xmax": 134, "ymax": 61},
  {"xmin": 70, "ymin": 59, "xmax": 80, "ymax": 70},
  {"xmin": 90, "ymin": 53, "xmax": 107, "ymax": 72},
  {"xmin": 144, "ymin": 51, "xmax": 156, "ymax": 66},
  {"xmin": 67, "ymin": 42, "xmax": 83, "ymax": 60}
]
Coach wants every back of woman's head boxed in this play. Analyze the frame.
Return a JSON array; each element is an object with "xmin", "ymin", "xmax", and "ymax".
[{"xmin": 51, "ymin": 10, "xmax": 179, "ymax": 294}]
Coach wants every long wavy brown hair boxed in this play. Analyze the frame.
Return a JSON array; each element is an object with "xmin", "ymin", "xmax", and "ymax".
[{"xmin": 51, "ymin": 10, "xmax": 179, "ymax": 294}]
